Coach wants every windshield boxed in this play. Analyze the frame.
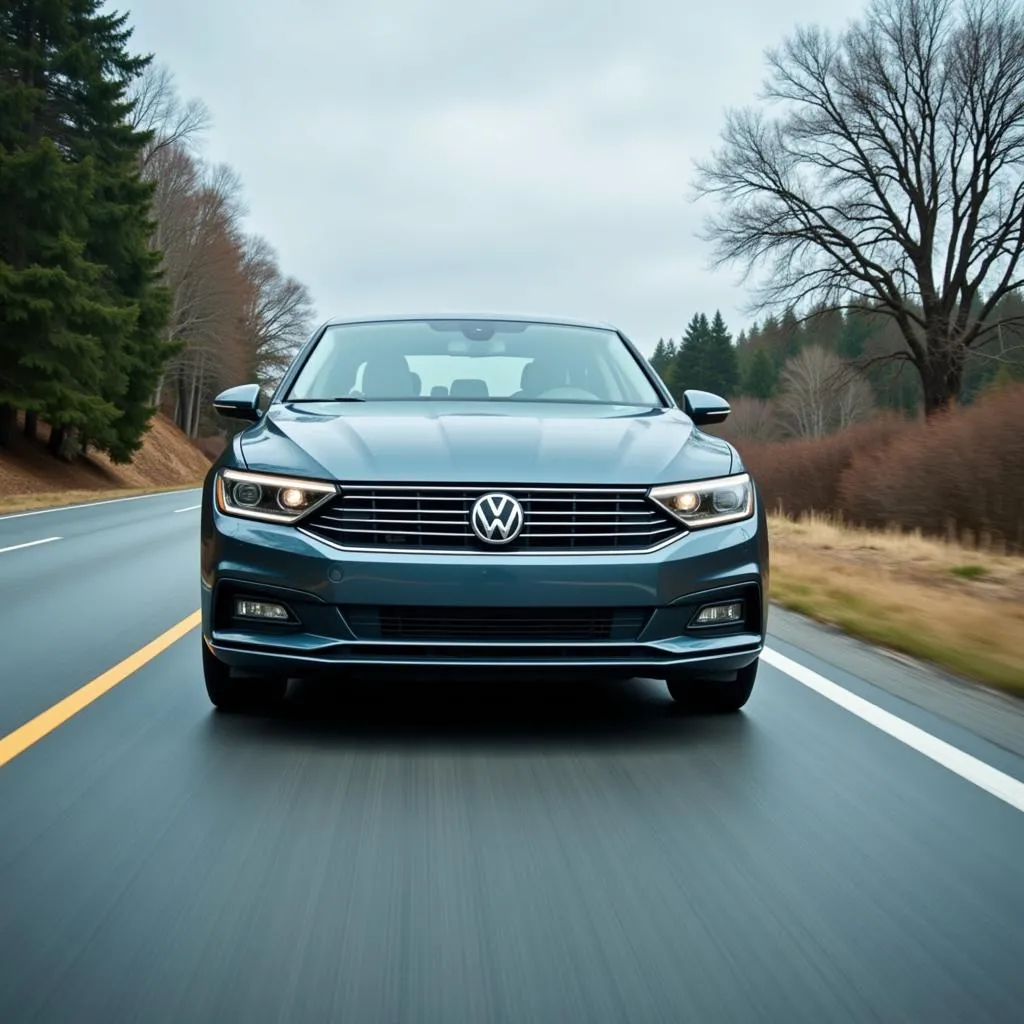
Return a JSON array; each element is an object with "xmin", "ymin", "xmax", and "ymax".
[{"xmin": 283, "ymin": 319, "xmax": 664, "ymax": 406}]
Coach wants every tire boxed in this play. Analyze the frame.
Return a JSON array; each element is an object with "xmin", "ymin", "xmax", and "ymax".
[
  {"xmin": 666, "ymin": 658, "xmax": 758, "ymax": 713},
  {"xmin": 202, "ymin": 640, "xmax": 287, "ymax": 712}
]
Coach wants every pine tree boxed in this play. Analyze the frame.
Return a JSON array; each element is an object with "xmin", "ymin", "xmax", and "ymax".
[
  {"xmin": 0, "ymin": 0, "xmax": 170, "ymax": 459},
  {"xmin": 657, "ymin": 338, "xmax": 679, "ymax": 391},
  {"xmin": 778, "ymin": 308, "xmax": 802, "ymax": 364},
  {"xmin": 706, "ymin": 310, "xmax": 739, "ymax": 397},
  {"xmin": 672, "ymin": 312, "xmax": 738, "ymax": 398},
  {"xmin": 650, "ymin": 338, "xmax": 669, "ymax": 373},
  {"xmin": 65, "ymin": 1, "xmax": 173, "ymax": 460},
  {"xmin": 742, "ymin": 347, "xmax": 778, "ymax": 399},
  {"xmin": 672, "ymin": 314, "xmax": 708, "ymax": 397},
  {"xmin": 838, "ymin": 310, "xmax": 874, "ymax": 360},
  {"xmin": 0, "ymin": 1, "xmax": 120, "ymax": 451},
  {"xmin": 804, "ymin": 305, "xmax": 844, "ymax": 352}
]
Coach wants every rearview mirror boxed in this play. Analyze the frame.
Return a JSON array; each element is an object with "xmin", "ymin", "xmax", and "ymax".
[
  {"xmin": 683, "ymin": 389, "xmax": 730, "ymax": 426},
  {"xmin": 213, "ymin": 383, "xmax": 262, "ymax": 422}
]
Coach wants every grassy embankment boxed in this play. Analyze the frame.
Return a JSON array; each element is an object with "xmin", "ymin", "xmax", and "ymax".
[
  {"xmin": 769, "ymin": 513, "xmax": 1024, "ymax": 695},
  {"xmin": 0, "ymin": 413, "xmax": 211, "ymax": 515}
]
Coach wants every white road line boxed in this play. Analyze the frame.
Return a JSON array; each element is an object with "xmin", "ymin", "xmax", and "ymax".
[
  {"xmin": 174, "ymin": 504, "xmax": 201, "ymax": 513},
  {"xmin": 762, "ymin": 646, "xmax": 1024, "ymax": 814},
  {"xmin": 0, "ymin": 536, "xmax": 61, "ymax": 555},
  {"xmin": 0, "ymin": 489, "xmax": 200, "ymax": 522}
]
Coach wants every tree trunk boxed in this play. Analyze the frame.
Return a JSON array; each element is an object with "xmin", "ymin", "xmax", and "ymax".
[
  {"xmin": 46, "ymin": 424, "xmax": 79, "ymax": 461},
  {"xmin": 191, "ymin": 377, "xmax": 202, "ymax": 438},
  {"xmin": 183, "ymin": 374, "xmax": 195, "ymax": 438},
  {"xmin": 919, "ymin": 344, "xmax": 965, "ymax": 416},
  {"xmin": 190, "ymin": 356, "xmax": 205, "ymax": 439},
  {"xmin": 176, "ymin": 378, "xmax": 188, "ymax": 432},
  {"xmin": 47, "ymin": 424, "xmax": 67, "ymax": 458},
  {"xmin": 23, "ymin": 410, "xmax": 38, "ymax": 441},
  {"xmin": 0, "ymin": 404, "xmax": 14, "ymax": 447}
]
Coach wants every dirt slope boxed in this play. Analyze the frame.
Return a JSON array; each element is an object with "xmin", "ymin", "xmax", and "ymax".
[{"xmin": 0, "ymin": 414, "xmax": 212, "ymax": 503}]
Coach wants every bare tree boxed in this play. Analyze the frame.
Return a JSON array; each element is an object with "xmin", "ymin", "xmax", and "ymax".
[
  {"xmin": 239, "ymin": 236, "xmax": 316, "ymax": 390},
  {"xmin": 128, "ymin": 66, "xmax": 315, "ymax": 436},
  {"xmin": 694, "ymin": 0, "xmax": 1024, "ymax": 415},
  {"xmin": 714, "ymin": 397, "xmax": 783, "ymax": 441},
  {"xmin": 129, "ymin": 64, "xmax": 210, "ymax": 172},
  {"xmin": 779, "ymin": 346, "xmax": 875, "ymax": 437},
  {"xmin": 150, "ymin": 153, "xmax": 251, "ymax": 433},
  {"xmin": 834, "ymin": 370, "xmax": 876, "ymax": 430}
]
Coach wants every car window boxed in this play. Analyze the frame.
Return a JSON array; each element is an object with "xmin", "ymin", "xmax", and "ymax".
[{"xmin": 285, "ymin": 320, "xmax": 663, "ymax": 406}]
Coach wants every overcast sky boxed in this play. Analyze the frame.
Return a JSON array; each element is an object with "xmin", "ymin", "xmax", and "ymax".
[{"xmin": 124, "ymin": 0, "xmax": 863, "ymax": 355}]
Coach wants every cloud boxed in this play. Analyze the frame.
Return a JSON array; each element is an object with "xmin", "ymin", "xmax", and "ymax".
[{"xmin": 125, "ymin": 0, "xmax": 865, "ymax": 352}]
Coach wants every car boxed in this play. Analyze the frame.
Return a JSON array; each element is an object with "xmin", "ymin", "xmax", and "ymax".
[{"xmin": 200, "ymin": 313, "xmax": 769, "ymax": 713}]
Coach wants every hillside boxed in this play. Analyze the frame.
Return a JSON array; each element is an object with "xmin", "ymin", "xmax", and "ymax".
[{"xmin": 0, "ymin": 414, "xmax": 212, "ymax": 512}]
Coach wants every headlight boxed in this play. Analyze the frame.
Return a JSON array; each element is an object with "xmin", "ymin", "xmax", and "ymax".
[
  {"xmin": 649, "ymin": 473, "xmax": 754, "ymax": 528},
  {"xmin": 215, "ymin": 469, "xmax": 337, "ymax": 523}
]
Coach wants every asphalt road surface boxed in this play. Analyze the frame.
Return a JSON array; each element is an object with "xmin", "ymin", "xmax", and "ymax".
[{"xmin": 1, "ymin": 489, "xmax": 1023, "ymax": 1023}]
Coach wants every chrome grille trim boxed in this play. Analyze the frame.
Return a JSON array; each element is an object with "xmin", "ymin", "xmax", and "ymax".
[{"xmin": 299, "ymin": 484, "xmax": 686, "ymax": 554}]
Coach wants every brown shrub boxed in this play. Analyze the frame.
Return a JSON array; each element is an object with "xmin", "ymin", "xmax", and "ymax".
[
  {"xmin": 712, "ymin": 397, "xmax": 782, "ymax": 443},
  {"xmin": 735, "ymin": 412, "xmax": 906, "ymax": 517},
  {"xmin": 838, "ymin": 382, "xmax": 1024, "ymax": 551}
]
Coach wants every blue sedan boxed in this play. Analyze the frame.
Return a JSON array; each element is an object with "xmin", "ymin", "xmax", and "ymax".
[{"xmin": 200, "ymin": 314, "xmax": 768, "ymax": 713}]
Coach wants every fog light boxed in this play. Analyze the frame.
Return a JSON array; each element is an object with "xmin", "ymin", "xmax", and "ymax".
[
  {"xmin": 235, "ymin": 598, "xmax": 290, "ymax": 621},
  {"xmin": 693, "ymin": 601, "xmax": 744, "ymax": 626}
]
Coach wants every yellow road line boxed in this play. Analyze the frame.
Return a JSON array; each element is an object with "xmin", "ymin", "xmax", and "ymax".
[{"xmin": 0, "ymin": 610, "xmax": 201, "ymax": 769}]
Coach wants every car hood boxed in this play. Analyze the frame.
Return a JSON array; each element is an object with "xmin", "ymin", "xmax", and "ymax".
[{"xmin": 238, "ymin": 402, "xmax": 735, "ymax": 486}]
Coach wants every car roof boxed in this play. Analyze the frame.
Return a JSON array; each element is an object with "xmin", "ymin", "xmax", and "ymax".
[{"xmin": 321, "ymin": 311, "xmax": 620, "ymax": 331}]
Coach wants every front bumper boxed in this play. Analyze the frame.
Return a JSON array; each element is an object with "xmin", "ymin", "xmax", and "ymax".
[{"xmin": 201, "ymin": 482, "xmax": 768, "ymax": 681}]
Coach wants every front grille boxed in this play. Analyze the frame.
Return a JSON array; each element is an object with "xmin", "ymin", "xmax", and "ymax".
[
  {"xmin": 301, "ymin": 485, "xmax": 683, "ymax": 552},
  {"xmin": 343, "ymin": 606, "xmax": 652, "ymax": 642}
]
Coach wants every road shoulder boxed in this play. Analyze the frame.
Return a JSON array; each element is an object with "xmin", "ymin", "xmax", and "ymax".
[{"xmin": 768, "ymin": 603, "xmax": 1024, "ymax": 762}]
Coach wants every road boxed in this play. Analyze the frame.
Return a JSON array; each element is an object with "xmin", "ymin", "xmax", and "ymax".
[{"xmin": 1, "ymin": 489, "xmax": 1023, "ymax": 1023}]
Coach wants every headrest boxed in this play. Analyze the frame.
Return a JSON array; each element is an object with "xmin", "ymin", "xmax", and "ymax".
[
  {"xmin": 519, "ymin": 360, "xmax": 568, "ymax": 396},
  {"xmin": 361, "ymin": 355, "xmax": 417, "ymax": 397},
  {"xmin": 450, "ymin": 378, "xmax": 489, "ymax": 399}
]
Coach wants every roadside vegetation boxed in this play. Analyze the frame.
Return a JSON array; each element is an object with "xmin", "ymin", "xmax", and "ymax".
[
  {"xmin": 747, "ymin": 385, "xmax": 1024, "ymax": 692},
  {"xmin": 733, "ymin": 382, "xmax": 1024, "ymax": 553},
  {"xmin": 681, "ymin": 326, "xmax": 1024, "ymax": 696},
  {"xmin": 768, "ymin": 514, "xmax": 1024, "ymax": 695},
  {"xmin": 0, "ymin": 1, "xmax": 312, "ymax": 472},
  {"xmin": 665, "ymin": 0, "xmax": 1024, "ymax": 694}
]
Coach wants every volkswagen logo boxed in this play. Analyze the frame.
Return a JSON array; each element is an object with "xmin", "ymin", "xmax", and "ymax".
[{"xmin": 470, "ymin": 492, "xmax": 524, "ymax": 545}]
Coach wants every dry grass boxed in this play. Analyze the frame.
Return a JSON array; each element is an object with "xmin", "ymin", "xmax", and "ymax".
[{"xmin": 769, "ymin": 513, "xmax": 1024, "ymax": 694}]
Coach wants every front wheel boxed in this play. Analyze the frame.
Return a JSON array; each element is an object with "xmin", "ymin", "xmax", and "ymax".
[
  {"xmin": 202, "ymin": 640, "xmax": 287, "ymax": 712},
  {"xmin": 666, "ymin": 659, "xmax": 758, "ymax": 713}
]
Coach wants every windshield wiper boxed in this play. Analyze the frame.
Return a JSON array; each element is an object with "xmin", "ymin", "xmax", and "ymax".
[{"xmin": 285, "ymin": 396, "xmax": 366, "ymax": 403}]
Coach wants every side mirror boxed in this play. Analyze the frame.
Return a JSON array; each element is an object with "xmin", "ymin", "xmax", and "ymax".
[
  {"xmin": 683, "ymin": 389, "xmax": 730, "ymax": 426},
  {"xmin": 213, "ymin": 383, "xmax": 262, "ymax": 422}
]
